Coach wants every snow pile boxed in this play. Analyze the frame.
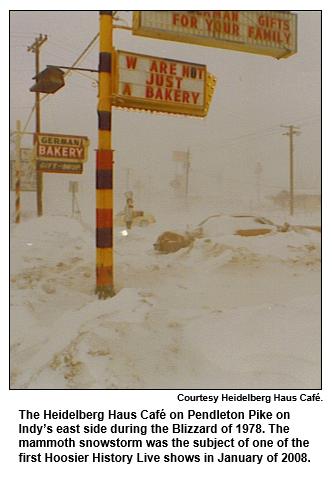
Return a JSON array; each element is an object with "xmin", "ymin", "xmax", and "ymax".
[{"xmin": 10, "ymin": 210, "xmax": 321, "ymax": 389}]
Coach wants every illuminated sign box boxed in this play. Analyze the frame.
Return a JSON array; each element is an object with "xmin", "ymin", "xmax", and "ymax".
[
  {"xmin": 112, "ymin": 50, "xmax": 217, "ymax": 117},
  {"xmin": 35, "ymin": 133, "xmax": 89, "ymax": 174},
  {"xmin": 133, "ymin": 11, "xmax": 297, "ymax": 59}
]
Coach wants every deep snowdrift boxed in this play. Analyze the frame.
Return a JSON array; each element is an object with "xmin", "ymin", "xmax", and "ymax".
[{"xmin": 10, "ymin": 208, "xmax": 321, "ymax": 390}]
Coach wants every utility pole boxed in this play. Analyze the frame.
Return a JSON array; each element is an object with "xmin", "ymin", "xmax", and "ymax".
[
  {"xmin": 28, "ymin": 34, "xmax": 48, "ymax": 217},
  {"xmin": 281, "ymin": 125, "xmax": 300, "ymax": 216}
]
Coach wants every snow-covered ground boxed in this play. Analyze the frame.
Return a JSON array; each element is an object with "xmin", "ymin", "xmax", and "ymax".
[{"xmin": 10, "ymin": 194, "xmax": 321, "ymax": 390}]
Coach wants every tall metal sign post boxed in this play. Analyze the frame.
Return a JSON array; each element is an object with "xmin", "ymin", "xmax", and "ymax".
[
  {"xmin": 95, "ymin": 11, "xmax": 217, "ymax": 299},
  {"xmin": 96, "ymin": 12, "xmax": 116, "ymax": 299}
]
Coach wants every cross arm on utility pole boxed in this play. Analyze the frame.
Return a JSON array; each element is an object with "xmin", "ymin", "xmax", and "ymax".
[
  {"xmin": 27, "ymin": 34, "xmax": 48, "ymax": 53},
  {"xmin": 281, "ymin": 124, "xmax": 301, "ymax": 135}
]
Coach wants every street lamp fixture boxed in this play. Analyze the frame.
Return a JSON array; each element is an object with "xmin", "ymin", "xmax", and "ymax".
[
  {"xmin": 30, "ymin": 66, "xmax": 65, "ymax": 94},
  {"xmin": 30, "ymin": 65, "xmax": 99, "ymax": 94}
]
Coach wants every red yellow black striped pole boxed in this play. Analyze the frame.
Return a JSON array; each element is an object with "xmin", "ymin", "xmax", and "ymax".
[
  {"xmin": 15, "ymin": 120, "xmax": 21, "ymax": 224},
  {"xmin": 96, "ymin": 11, "xmax": 115, "ymax": 299}
]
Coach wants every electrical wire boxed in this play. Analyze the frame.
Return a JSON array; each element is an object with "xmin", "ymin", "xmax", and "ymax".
[
  {"xmin": 21, "ymin": 33, "xmax": 100, "ymax": 133},
  {"xmin": 188, "ymin": 114, "xmax": 321, "ymax": 156}
]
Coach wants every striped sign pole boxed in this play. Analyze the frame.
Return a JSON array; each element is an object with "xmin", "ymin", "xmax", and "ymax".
[
  {"xmin": 15, "ymin": 120, "xmax": 21, "ymax": 224},
  {"xmin": 96, "ymin": 11, "xmax": 115, "ymax": 299}
]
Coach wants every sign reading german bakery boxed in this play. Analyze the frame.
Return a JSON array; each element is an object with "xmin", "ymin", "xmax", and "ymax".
[
  {"xmin": 113, "ymin": 50, "xmax": 217, "ymax": 117},
  {"xmin": 133, "ymin": 11, "xmax": 297, "ymax": 59},
  {"xmin": 35, "ymin": 133, "xmax": 89, "ymax": 174}
]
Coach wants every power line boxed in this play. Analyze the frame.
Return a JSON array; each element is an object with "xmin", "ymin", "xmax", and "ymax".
[
  {"xmin": 10, "ymin": 33, "xmax": 41, "ymax": 37},
  {"xmin": 47, "ymin": 38, "xmax": 98, "ymax": 61},
  {"xmin": 191, "ymin": 126, "xmax": 282, "ymax": 155},
  {"xmin": 21, "ymin": 33, "xmax": 99, "ymax": 134},
  {"xmin": 188, "ymin": 114, "xmax": 320, "ymax": 156}
]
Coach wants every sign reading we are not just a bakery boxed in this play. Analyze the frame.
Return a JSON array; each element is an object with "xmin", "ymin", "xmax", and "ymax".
[
  {"xmin": 113, "ymin": 50, "xmax": 217, "ymax": 117},
  {"xmin": 133, "ymin": 11, "xmax": 297, "ymax": 59}
]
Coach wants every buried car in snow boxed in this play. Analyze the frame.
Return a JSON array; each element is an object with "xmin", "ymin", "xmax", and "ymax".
[
  {"xmin": 153, "ymin": 214, "xmax": 289, "ymax": 253},
  {"xmin": 114, "ymin": 210, "xmax": 156, "ymax": 227},
  {"xmin": 153, "ymin": 214, "xmax": 321, "ymax": 253},
  {"xmin": 192, "ymin": 214, "xmax": 283, "ymax": 238},
  {"xmin": 192, "ymin": 214, "xmax": 321, "ymax": 237}
]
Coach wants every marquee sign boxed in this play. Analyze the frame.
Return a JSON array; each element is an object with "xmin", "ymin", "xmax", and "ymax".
[
  {"xmin": 35, "ymin": 133, "xmax": 90, "ymax": 174},
  {"xmin": 112, "ymin": 50, "xmax": 217, "ymax": 117},
  {"xmin": 133, "ymin": 11, "xmax": 297, "ymax": 59}
]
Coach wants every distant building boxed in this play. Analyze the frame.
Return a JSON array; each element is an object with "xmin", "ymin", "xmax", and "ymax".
[{"xmin": 270, "ymin": 190, "xmax": 321, "ymax": 211}]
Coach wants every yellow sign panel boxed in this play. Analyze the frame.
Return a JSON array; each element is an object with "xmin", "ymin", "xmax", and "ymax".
[
  {"xmin": 112, "ymin": 50, "xmax": 217, "ymax": 117},
  {"xmin": 133, "ymin": 11, "xmax": 297, "ymax": 59}
]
